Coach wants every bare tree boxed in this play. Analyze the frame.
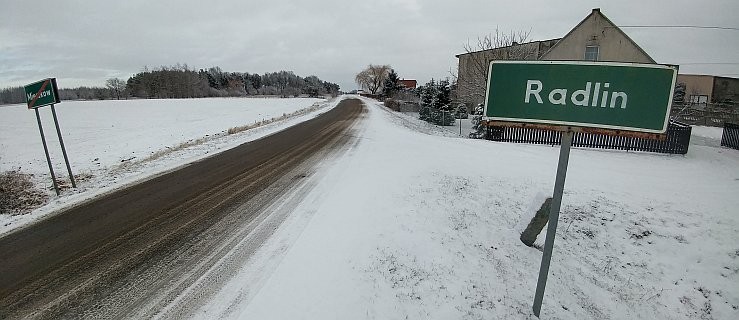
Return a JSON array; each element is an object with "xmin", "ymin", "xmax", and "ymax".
[
  {"xmin": 355, "ymin": 70, "xmax": 371, "ymax": 92},
  {"xmin": 105, "ymin": 78, "xmax": 126, "ymax": 100},
  {"xmin": 454, "ymin": 29, "xmax": 538, "ymax": 107},
  {"xmin": 355, "ymin": 64, "xmax": 391, "ymax": 95}
]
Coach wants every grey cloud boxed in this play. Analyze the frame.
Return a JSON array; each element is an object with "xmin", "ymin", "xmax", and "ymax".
[{"xmin": 1, "ymin": 0, "xmax": 737, "ymax": 89}]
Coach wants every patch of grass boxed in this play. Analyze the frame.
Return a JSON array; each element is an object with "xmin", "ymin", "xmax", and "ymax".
[{"xmin": 0, "ymin": 170, "xmax": 49, "ymax": 215}]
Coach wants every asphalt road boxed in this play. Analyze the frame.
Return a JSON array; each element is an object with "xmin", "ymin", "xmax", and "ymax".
[{"xmin": 0, "ymin": 98, "xmax": 364, "ymax": 319}]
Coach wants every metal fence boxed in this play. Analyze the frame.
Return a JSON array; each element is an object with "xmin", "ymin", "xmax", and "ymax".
[
  {"xmin": 487, "ymin": 121, "xmax": 692, "ymax": 154},
  {"xmin": 670, "ymin": 106, "xmax": 739, "ymax": 127},
  {"xmin": 721, "ymin": 123, "xmax": 739, "ymax": 150}
]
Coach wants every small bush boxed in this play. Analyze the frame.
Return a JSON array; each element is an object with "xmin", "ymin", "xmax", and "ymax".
[
  {"xmin": 419, "ymin": 107, "xmax": 455, "ymax": 126},
  {"xmin": 0, "ymin": 170, "xmax": 48, "ymax": 215},
  {"xmin": 384, "ymin": 98, "xmax": 400, "ymax": 111}
]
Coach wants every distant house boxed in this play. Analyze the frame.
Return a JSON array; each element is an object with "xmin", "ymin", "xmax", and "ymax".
[
  {"xmin": 456, "ymin": 8, "xmax": 657, "ymax": 108},
  {"xmin": 677, "ymin": 74, "xmax": 739, "ymax": 105},
  {"xmin": 399, "ymin": 79, "xmax": 417, "ymax": 90}
]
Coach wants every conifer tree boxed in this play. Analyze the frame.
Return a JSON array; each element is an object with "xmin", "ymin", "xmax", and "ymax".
[
  {"xmin": 382, "ymin": 69, "xmax": 403, "ymax": 98},
  {"xmin": 435, "ymin": 79, "xmax": 451, "ymax": 111}
]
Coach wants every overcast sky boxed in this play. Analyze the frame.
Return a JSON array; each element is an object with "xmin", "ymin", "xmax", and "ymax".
[{"xmin": 1, "ymin": 0, "xmax": 738, "ymax": 91}]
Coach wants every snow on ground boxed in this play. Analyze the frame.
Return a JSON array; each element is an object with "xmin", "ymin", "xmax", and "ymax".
[
  {"xmin": 211, "ymin": 97, "xmax": 739, "ymax": 319},
  {"xmin": 0, "ymin": 97, "xmax": 338, "ymax": 235},
  {"xmin": 394, "ymin": 111, "xmax": 471, "ymax": 138},
  {"xmin": 691, "ymin": 126, "xmax": 724, "ymax": 140},
  {"xmin": 690, "ymin": 125, "xmax": 726, "ymax": 148}
]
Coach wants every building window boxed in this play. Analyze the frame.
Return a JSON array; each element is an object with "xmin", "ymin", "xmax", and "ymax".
[
  {"xmin": 584, "ymin": 46, "xmax": 599, "ymax": 61},
  {"xmin": 690, "ymin": 95, "xmax": 708, "ymax": 105}
]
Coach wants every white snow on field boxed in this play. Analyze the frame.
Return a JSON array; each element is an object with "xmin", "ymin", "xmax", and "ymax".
[
  {"xmin": 0, "ymin": 97, "xmax": 335, "ymax": 234},
  {"xmin": 203, "ymin": 96, "xmax": 739, "ymax": 319},
  {"xmin": 1, "ymin": 97, "xmax": 323, "ymax": 176}
]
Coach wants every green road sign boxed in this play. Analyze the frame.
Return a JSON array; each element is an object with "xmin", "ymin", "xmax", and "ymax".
[
  {"xmin": 24, "ymin": 78, "xmax": 61, "ymax": 109},
  {"xmin": 484, "ymin": 61, "xmax": 677, "ymax": 133}
]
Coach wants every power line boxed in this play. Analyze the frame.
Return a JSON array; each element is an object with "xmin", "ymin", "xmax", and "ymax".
[
  {"xmin": 615, "ymin": 25, "xmax": 739, "ymax": 31},
  {"xmin": 677, "ymin": 62, "xmax": 739, "ymax": 65}
]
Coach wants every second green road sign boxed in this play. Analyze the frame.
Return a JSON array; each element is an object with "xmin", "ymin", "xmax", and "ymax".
[
  {"xmin": 484, "ymin": 61, "xmax": 677, "ymax": 133},
  {"xmin": 24, "ymin": 78, "xmax": 61, "ymax": 109}
]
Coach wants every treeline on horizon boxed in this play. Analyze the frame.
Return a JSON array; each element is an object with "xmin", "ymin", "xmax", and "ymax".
[{"xmin": 0, "ymin": 64, "xmax": 341, "ymax": 105}]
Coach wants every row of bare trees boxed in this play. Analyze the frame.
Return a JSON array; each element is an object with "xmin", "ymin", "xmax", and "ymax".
[
  {"xmin": 0, "ymin": 66, "xmax": 340, "ymax": 105},
  {"xmin": 0, "ymin": 87, "xmax": 25, "ymax": 105},
  {"xmin": 126, "ymin": 66, "xmax": 340, "ymax": 99}
]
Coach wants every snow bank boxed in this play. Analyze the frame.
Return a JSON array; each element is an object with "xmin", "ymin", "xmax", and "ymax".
[{"xmin": 690, "ymin": 125, "xmax": 726, "ymax": 148}]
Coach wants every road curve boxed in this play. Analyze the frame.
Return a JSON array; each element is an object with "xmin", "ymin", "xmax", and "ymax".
[{"xmin": 0, "ymin": 98, "xmax": 365, "ymax": 319}]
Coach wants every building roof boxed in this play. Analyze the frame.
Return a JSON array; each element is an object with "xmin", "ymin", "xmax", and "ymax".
[
  {"xmin": 455, "ymin": 38, "xmax": 561, "ymax": 58},
  {"xmin": 679, "ymin": 73, "xmax": 739, "ymax": 80},
  {"xmin": 540, "ymin": 8, "xmax": 656, "ymax": 63},
  {"xmin": 399, "ymin": 79, "xmax": 417, "ymax": 89},
  {"xmin": 457, "ymin": 9, "xmax": 657, "ymax": 64}
]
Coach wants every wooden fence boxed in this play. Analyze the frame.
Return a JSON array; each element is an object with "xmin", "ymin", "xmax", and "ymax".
[
  {"xmin": 721, "ymin": 123, "xmax": 739, "ymax": 150},
  {"xmin": 487, "ymin": 121, "xmax": 692, "ymax": 154}
]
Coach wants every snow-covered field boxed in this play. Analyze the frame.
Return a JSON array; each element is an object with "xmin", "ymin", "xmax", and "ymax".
[
  {"xmin": 0, "ymin": 97, "xmax": 335, "ymax": 234},
  {"xmin": 205, "ymin": 97, "xmax": 737, "ymax": 319}
]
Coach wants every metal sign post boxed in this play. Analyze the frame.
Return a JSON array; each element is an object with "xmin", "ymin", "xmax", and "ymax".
[
  {"xmin": 50, "ymin": 104, "xmax": 76, "ymax": 188},
  {"xmin": 24, "ymin": 78, "xmax": 75, "ymax": 194},
  {"xmin": 533, "ymin": 130, "xmax": 573, "ymax": 317},
  {"xmin": 34, "ymin": 108, "xmax": 60, "ymax": 195}
]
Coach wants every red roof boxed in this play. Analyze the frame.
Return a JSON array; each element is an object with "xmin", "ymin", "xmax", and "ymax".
[{"xmin": 399, "ymin": 79, "xmax": 417, "ymax": 89}]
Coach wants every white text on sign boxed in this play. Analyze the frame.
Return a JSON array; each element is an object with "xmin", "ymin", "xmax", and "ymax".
[{"xmin": 524, "ymin": 80, "xmax": 628, "ymax": 109}]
